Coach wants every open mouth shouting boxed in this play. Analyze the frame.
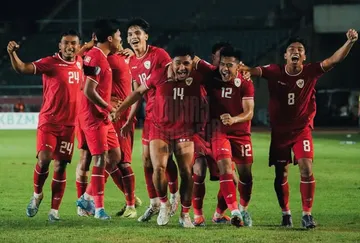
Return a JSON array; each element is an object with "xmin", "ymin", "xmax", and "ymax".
[
  {"xmin": 176, "ymin": 70, "xmax": 188, "ymax": 80},
  {"xmin": 291, "ymin": 54, "xmax": 300, "ymax": 64}
]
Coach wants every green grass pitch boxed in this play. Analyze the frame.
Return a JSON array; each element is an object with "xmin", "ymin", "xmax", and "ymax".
[{"xmin": 0, "ymin": 129, "xmax": 359, "ymax": 243}]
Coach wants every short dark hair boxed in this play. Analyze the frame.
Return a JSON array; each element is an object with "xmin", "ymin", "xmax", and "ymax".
[
  {"xmin": 171, "ymin": 45, "xmax": 194, "ymax": 59},
  {"xmin": 220, "ymin": 46, "xmax": 242, "ymax": 62},
  {"xmin": 60, "ymin": 29, "xmax": 81, "ymax": 41},
  {"xmin": 211, "ymin": 41, "xmax": 232, "ymax": 54},
  {"xmin": 93, "ymin": 18, "xmax": 119, "ymax": 43},
  {"xmin": 284, "ymin": 36, "xmax": 307, "ymax": 52},
  {"xmin": 126, "ymin": 18, "xmax": 150, "ymax": 34}
]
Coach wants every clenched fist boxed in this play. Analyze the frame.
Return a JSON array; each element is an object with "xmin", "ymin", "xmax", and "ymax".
[
  {"xmin": 346, "ymin": 29, "xmax": 358, "ymax": 43},
  {"xmin": 7, "ymin": 41, "xmax": 20, "ymax": 54}
]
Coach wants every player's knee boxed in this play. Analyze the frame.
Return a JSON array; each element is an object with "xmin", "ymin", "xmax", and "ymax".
[
  {"xmin": 142, "ymin": 154, "xmax": 152, "ymax": 168},
  {"xmin": 92, "ymin": 154, "xmax": 106, "ymax": 167},
  {"xmin": 298, "ymin": 158, "xmax": 312, "ymax": 177},
  {"xmin": 179, "ymin": 167, "xmax": 193, "ymax": 180},
  {"xmin": 37, "ymin": 150, "xmax": 52, "ymax": 167},
  {"xmin": 118, "ymin": 162, "xmax": 130, "ymax": 170},
  {"xmin": 54, "ymin": 160, "xmax": 68, "ymax": 173},
  {"xmin": 218, "ymin": 159, "xmax": 233, "ymax": 175},
  {"xmin": 153, "ymin": 164, "xmax": 166, "ymax": 176},
  {"xmin": 79, "ymin": 154, "xmax": 91, "ymax": 171},
  {"xmin": 193, "ymin": 158, "xmax": 206, "ymax": 177}
]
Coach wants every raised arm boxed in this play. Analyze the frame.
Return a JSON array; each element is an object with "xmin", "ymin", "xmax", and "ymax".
[
  {"xmin": 238, "ymin": 64, "xmax": 262, "ymax": 77},
  {"xmin": 7, "ymin": 41, "xmax": 35, "ymax": 74},
  {"xmin": 321, "ymin": 29, "xmax": 358, "ymax": 72}
]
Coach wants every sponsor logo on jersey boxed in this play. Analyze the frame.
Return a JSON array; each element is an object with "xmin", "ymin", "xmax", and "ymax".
[
  {"xmin": 185, "ymin": 77, "xmax": 193, "ymax": 86},
  {"xmin": 84, "ymin": 56, "xmax": 91, "ymax": 64},
  {"xmin": 144, "ymin": 60, "xmax": 151, "ymax": 69},
  {"xmin": 296, "ymin": 79, "xmax": 304, "ymax": 88},
  {"xmin": 234, "ymin": 78, "xmax": 241, "ymax": 87}
]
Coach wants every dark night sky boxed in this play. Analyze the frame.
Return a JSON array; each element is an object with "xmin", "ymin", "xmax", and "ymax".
[{"xmin": 0, "ymin": 0, "xmax": 60, "ymax": 21}]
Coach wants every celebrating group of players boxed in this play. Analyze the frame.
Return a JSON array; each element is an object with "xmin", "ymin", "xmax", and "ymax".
[{"xmin": 7, "ymin": 17, "xmax": 358, "ymax": 229}]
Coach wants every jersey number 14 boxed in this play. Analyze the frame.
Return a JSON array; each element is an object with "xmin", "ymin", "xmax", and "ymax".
[{"xmin": 173, "ymin": 87, "xmax": 184, "ymax": 100}]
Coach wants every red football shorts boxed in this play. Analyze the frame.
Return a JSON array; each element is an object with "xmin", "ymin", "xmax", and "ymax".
[
  {"xmin": 36, "ymin": 124, "xmax": 75, "ymax": 162},
  {"xmin": 149, "ymin": 123, "xmax": 193, "ymax": 145},
  {"xmin": 113, "ymin": 119, "xmax": 135, "ymax": 163},
  {"xmin": 269, "ymin": 126, "xmax": 314, "ymax": 166},
  {"xmin": 211, "ymin": 132, "xmax": 253, "ymax": 165},
  {"xmin": 193, "ymin": 133, "xmax": 219, "ymax": 180},
  {"xmin": 77, "ymin": 122, "xmax": 119, "ymax": 155},
  {"xmin": 142, "ymin": 118, "xmax": 152, "ymax": 146}
]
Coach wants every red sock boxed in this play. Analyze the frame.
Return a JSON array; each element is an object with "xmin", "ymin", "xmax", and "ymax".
[
  {"xmin": 159, "ymin": 195, "xmax": 168, "ymax": 203},
  {"xmin": 300, "ymin": 174, "xmax": 316, "ymax": 213},
  {"xmin": 181, "ymin": 200, "xmax": 191, "ymax": 214},
  {"xmin": 106, "ymin": 167, "xmax": 124, "ymax": 193},
  {"xmin": 51, "ymin": 171, "xmax": 66, "ymax": 210},
  {"xmin": 238, "ymin": 180, "xmax": 253, "ymax": 208},
  {"xmin": 121, "ymin": 166, "xmax": 135, "ymax": 206},
  {"xmin": 76, "ymin": 176, "xmax": 88, "ymax": 198},
  {"xmin": 192, "ymin": 174, "xmax": 205, "ymax": 215},
  {"xmin": 144, "ymin": 166, "xmax": 157, "ymax": 199},
  {"xmin": 166, "ymin": 158, "xmax": 178, "ymax": 194},
  {"xmin": 220, "ymin": 174, "xmax": 238, "ymax": 211},
  {"xmin": 85, "ymin": 183, "xmax": 92, "ymax": 196},
  {"xmin": 274, "ymin": 176, "xmax": 290, "ymax": 212},
  {"xmin": 216, "ymin": 188, "xmax": 228, "ymax": 214},
  {"xmin": 33, "ymin": 163, "xmax": 49, "ymax": 194},
  {"xmin": 91, "ymin": 166, "xmax": 105, "ymax": 208}
]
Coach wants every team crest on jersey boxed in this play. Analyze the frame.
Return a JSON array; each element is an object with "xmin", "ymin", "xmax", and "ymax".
[
  {"xmin": 185, "ymin": 77, "xmax": 193, "ymax": 86},
  {"xmin": 76, "ymin": 61, "xmax": 82, "ymax": 70},
  {"xmin": 296, "ymin": 79, "xmax": 304, "ymax": 88},
  {"xmin": 234, "ymin": 78, "xmax": 241, "ymax": 87},
  {"xmin": 144, "ymin": 60, "xmax": 151, "ymax": 69}
]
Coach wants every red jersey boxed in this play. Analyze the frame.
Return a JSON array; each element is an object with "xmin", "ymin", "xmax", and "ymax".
[
  {"xmin": 258, "ymin": 63, "xmax": 325, "ymax": 131},
  {"xmin": 108, "ymin": 53, "xmax": 132, "ymax": 120},
  {"xmin": 145, "ymin": 67, "xmax": 204, "ymax": 138},
  {"xmin": 129, "ymin": 45, "xmax": 171, "ymax": 120},
  {"xmin": 197, "ymin": 60, "xmax": 254, "ymax": 135},
  {"xmin": 32, "ymin": 53, "xmax": 83, "ymax": 127},
  {"xmin": 78, "ymin": 47, "xmax": 112, "ymax": 128}
]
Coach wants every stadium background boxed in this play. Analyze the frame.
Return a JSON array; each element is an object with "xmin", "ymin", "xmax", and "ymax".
[
  {"xmin": 0, "ymin": 1, "xmax": 360, "ymax": 242},
  {"xmin": 0, "ymin": 0, "xmax": 359, "ymax": 127}
]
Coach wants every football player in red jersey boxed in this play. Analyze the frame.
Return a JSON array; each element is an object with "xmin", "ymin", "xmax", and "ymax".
[
  {"xmin": 195, "ymin": 47, "xmax": 255, "ymax": 228},
  {"xmin": 114, "ymin": 45, "xmax": 203, "ymax": 228},
  {"xmin": 7, "ymin": 30, "xmax": 83, "ymax": 221},
  {"xmin": 192, "ymin": 42, "xmax": 233, "ymax": 226},
  {"xmin": 239, "ymin": 29, "xmax": 358, "ymax": 228},
  {"xmin": 126, "ymin": 18, "xmax": 180, "ymax": 222},
  {"xmin": 76, "ymin": 19, "xmax": 122, "ymax": 220}
]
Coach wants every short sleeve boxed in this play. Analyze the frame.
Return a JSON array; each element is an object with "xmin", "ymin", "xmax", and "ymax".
[
  {"xmin": 155, "ymin": 48, "xmax": 171, "ymax": 69},
  {"xmin": 83, "ymin": 54, "xmax": 100, "ymax": 83},
  {"xmin": 307, "ymin": 62, "xmax": 326, "ymax": 79},
  {"xmin": 32, "ymin": 56, "xmax": 54, "ymax": 75},
  {"xmin": 144, "ymin": 66, "xmax": 166, "ymax": 89},
  {"xmin": 257, "ymin": 64, "xmax": 281, "ymax": 80},
  {"xmin": 241, "ymin": 78, "xmax": 255, "ymax": 100}
]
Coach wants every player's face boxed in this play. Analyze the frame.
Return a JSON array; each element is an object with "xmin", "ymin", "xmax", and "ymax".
[
  {"xmin": 59, "ymin": 35, "xmax": 80, "ymax": 61},
  {"xmin": 172, "ymin": 55, "xmax": 193, "ymax": 81},
  {"xmin": 109, "ymin": 29, "xmax": 122, "ymax": 54},
  {"xmin": 219, "ymin": 56, "xmax": 239, "ymax": 82},
  {"xmin": 211, "ymin": 49, "xmax": 221, "ymax": 67},
  {"xmin": 127, "ymin": 26, "xmax": 148, "ymax": 50},
  {"xmin": 284, "ymin": 42, "xmax": 306, "ymax": 66}
]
